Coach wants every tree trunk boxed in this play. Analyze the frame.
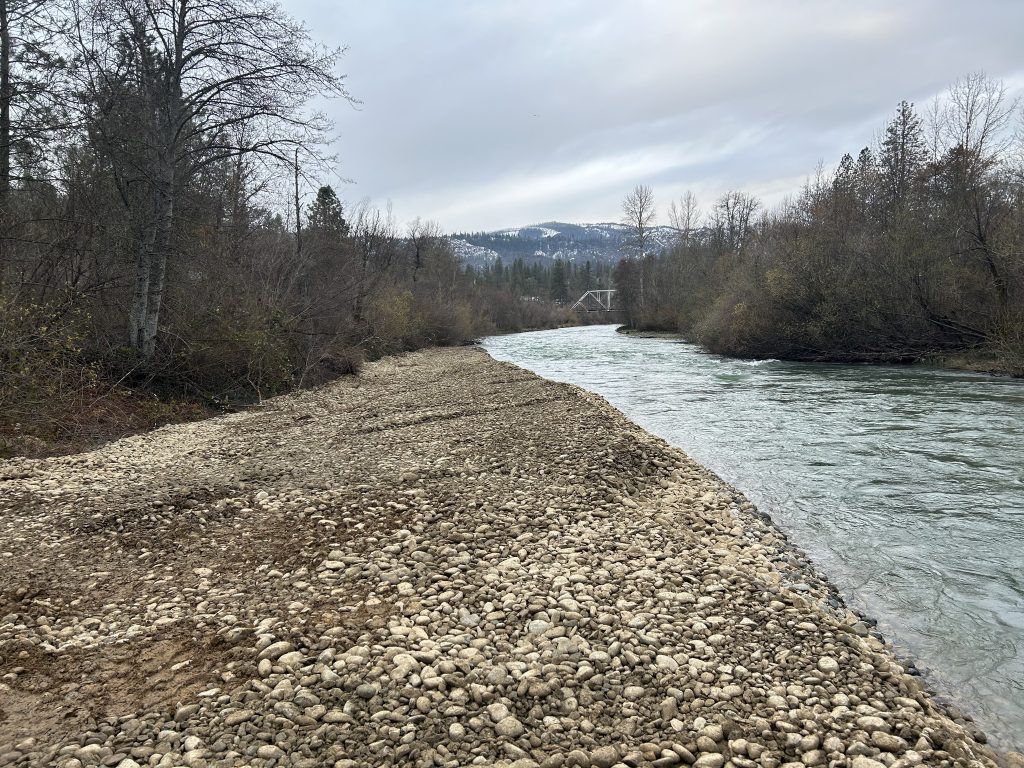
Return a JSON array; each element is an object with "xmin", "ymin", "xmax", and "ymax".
[
  {"xmin": 141, "ymin": 198, "xmax": 172, "ymax": 356},
  {"xmin": 0, "ymin": 0, "xmax": 10, "ymax": 212},
  {"xmin": 128, "ymin": 222, "xmax": 156, "ymax": 349},
  {"xmin": 129, "ymin": 157, "xmax": 176, "ymax": 356},
  {"xmin": 139, "ymin": 159, "xmax": 175, "ymax": 356},
  {"xmin": 293, "ymin": 147, "xmax": 302, "ymax": 258},
  {"xmin": 971, "ymin": 197, "xmax": 1008, "ymax": 312},
  {"xmin": 0, "ymin": 0, "xmax": 10, "ymax": 288}
]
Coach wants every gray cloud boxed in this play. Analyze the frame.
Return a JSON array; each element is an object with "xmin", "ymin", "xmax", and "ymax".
[{"xmin": 286, "ymin": 0, "xmax": 1024, "ymax": 231}]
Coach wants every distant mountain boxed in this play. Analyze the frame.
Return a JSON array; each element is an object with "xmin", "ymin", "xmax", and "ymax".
[{"xmin": 448, "ymin": 221, "xmax": 679, "ymax": 268}]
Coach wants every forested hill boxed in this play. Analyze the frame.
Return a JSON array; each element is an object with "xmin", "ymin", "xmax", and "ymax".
[{"xmin": 450, "ymin": 222, "xmax": 679, "ymax": 267}]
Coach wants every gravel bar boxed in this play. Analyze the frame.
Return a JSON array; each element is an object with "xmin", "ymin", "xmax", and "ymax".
[{"xmin": 0, "ymin": 347, "xmax": 1014, "ymax": 768}]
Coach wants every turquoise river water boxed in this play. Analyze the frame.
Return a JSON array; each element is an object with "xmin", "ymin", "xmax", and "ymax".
[{"xmin": 482, "ymin": 324, "xmax": 1024, "ymax": 749}]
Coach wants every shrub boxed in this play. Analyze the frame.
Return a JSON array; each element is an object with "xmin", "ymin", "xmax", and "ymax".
[
  {"xmin": 991, "ymin": 310, "xmax": 1024, "ymax": 376},
  {"xmin": 319, "ymin": 345, "xmax": 364, "ymax": 376},
  {"xmin": 0, "ymin": 299, "xmax": 211, "ymax": 456},
  {"xmin": 0, "ymin": 300, "xmax": 92, "ymax": 435}
]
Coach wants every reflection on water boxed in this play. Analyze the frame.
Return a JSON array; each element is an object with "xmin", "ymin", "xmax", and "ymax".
[{"xmin": 483, "ymin": 325, "xmax": 1024, "ymax": 749}]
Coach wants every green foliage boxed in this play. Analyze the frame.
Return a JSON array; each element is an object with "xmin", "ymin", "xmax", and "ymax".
[
  {"xmin": 307, "ymin": 186, "xmax": 349, "ymax": 236},
  {"xmin": 548, "ymin": 259, "xmax": 570, "ymax": 302},
  {"xmin": 471, "ymin": 255, "xmax": 612, "ymax": 305}
]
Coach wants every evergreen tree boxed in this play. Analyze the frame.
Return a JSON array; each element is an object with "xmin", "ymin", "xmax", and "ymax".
[
  {"xmin": 549, "ymin": 258, "xmax": 569, "ymax": 302},
  {"xmin": 307, "ymin": 185, "xmax": 349, "ymax": 236},
  {"xmin": 879, "ymin": 101, "xmax": 928, "ymax": 212}
]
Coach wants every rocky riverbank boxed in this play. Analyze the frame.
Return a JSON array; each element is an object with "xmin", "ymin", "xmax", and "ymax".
[{"xmin": 0, "ymin": 347, "xmax": 1013, "ymax": 768}]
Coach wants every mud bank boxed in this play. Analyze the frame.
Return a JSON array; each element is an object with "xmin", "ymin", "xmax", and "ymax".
[{"xmin": 0, "ymin": 347, "xmax": 1011, "ymax": 768}]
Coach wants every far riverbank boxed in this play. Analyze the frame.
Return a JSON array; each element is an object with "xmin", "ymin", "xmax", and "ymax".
[{"xmin": 615, "ymin": 326, "xmax": 1023, "ymax": 378}]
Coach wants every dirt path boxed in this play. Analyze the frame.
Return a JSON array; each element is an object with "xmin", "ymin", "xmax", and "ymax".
[{"xmin": 0, "ymin": 347, "xmax": 1010, "ymax": 767}]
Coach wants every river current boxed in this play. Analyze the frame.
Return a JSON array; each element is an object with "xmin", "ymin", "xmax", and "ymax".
[{"xmin": 482, "ymin": 324, "xmax": 1024, "ymax": 749}]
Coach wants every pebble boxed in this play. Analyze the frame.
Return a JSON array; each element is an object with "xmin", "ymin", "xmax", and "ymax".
[
  {"xmin": 590, "ymin": 746, "xmax": 619, "ymax": 768},
  {"xmin": 872, "ymin": 731, "xmax": 909, "ymax": 752},
  {"xmin": 258, "ymin": 641, "xmax": 294, "ymax": 661},
  {"xmin": 694, "ymin": 755, "xmax": 725, "ymax": 768},
  {"xmin": 256, "ymin": 745, "xmax": 285, "ymax": 760},
  {"xmin": 851, "ymin": 758, "xmax": 888, "ymax": 768},
  {"xmin": 495, "ymin": 716, "xmax": 525, "ymax": 738},
  {"xmin": 816, "ymin": 656, "xmax": 839, "ymax": 674}
]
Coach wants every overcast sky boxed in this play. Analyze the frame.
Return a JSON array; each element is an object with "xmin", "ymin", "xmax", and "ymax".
[{"xmin": 284, "ymin": 0, "xmax": 1024, "ymax": 233}]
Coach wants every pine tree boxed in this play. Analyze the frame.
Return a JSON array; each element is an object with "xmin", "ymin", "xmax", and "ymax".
[
  {"xmin": 307, "ymin": 185, "xmax": 349, "ymax": 236},
  {"xmin": 879, "ymin": 101, "xmax": 928, "ymax": 213},
  {"xmin": 549, "ymin": 258, "xmax": 569, "ymax": 302}
]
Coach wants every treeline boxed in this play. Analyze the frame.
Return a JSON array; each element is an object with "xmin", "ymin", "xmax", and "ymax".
[
  {"xmin": 470, "ymin": 257, "xmax": 613, "ymax": 304},
  {"xmin": 454, "ymin": 226, "xmax": 629, "ymax": 266},
  {"xmin": 615, "ymin": 73, "xmax": 1024, "ymax": 374},
  {"xmin": 0, "ymin": 0, "xmax": 567, "ymax": 454}
]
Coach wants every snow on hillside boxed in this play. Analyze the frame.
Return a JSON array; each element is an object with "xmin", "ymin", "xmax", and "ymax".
[
  {"xmin": 449, "ymin": 238, "xmax": 501, "ymax": 265},
  {"xmin": 448, "ymin": 221, "xmax": 680, "ymax": 268}
]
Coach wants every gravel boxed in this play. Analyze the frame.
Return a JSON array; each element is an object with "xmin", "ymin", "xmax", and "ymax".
[{"xmin": 0, "ymin": 346, "xmax": 1014, "ymax": 767}]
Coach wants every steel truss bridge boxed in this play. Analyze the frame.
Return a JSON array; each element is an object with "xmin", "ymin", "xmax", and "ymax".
[{"xmin": 570, "ymin": 289, "xmax": 617, "ymax": 312}]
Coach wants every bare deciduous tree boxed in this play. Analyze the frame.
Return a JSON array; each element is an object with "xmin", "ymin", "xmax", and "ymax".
[
  {"xmin": 622, "ymin": 183, "xmax": 656, "ymax": 257},
  {"xmin": 668, "ymin": 190, "xmax": 700, "ymax": 243},
  {"xmin": 621, "ymin": 184, "xmax": 656, "ymax": 308},
  {"xmin": 934, "ymin": 73, "xmax": 1021, "ymax": 310},
  {"xmin": 349, "ymin": 199, "xmax": 397, "ymax": 326},
  {"xmin": 711, "ymin": 190, "xmax": 760, "ymax": 256},
  {"xmin": 70, "ymin": 0, "xmax": 354, "ymax": 356},
  {"xmin": 940, "ymin": 71, "xmax": 1018, "ymax": 175}
]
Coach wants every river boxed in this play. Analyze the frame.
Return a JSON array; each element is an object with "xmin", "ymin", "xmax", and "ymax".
[{"xmin": 482, "ymin": 324, "xmax": 1024, "ymax": 749}]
